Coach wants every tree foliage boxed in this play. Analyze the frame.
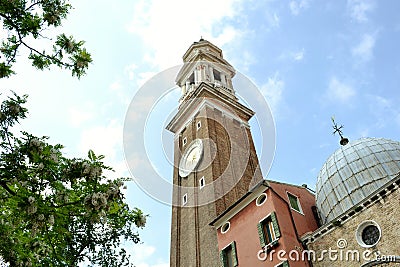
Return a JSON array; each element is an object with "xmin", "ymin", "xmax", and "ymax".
[
  {"xmin": 0, "ymin": 0, "xmax": 92, "ymax": 78},
  {"xmin": 0, "ymin": 93, "xmax": 147, "ymax": 266}
]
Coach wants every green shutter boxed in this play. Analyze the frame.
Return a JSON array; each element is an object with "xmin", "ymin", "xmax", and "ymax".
[
  {"xmin": 282, "ymin": 260, "xmax": 289, "ymax": 267},
  {"xmin": 288, "ymin": 194, "xmax": 300, "ymax": 212},
  {"xmin": 231, "ymin": 241, "xmax": 238, "ymax": 266},
  {"xmin": 270, "ymin": 211, "xmax": 281, "ymax": 238},
  {"xmin": 220, "ymin": 250, "xmax": 226, "ymax": 267},
  {"xmin": 257, "ymin": 222, "xmax": 266, "ymax": 247}
]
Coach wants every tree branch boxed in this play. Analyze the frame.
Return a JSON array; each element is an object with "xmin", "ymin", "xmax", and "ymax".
[{"xmin": 0, "ymin": 181, "xmax": 16, "ymax": 196}]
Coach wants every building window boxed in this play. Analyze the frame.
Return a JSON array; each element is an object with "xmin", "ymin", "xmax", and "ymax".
[
  {"xmin": 362, "ymin": 226, "xmax": 380, "ymax": 245},
  {"xmin": 275, "ymin": 260, "xmax": 290, "ymax": 267},
  {"xmin": 287, "ymin": 192, "xmax": 303, "ymax": 214},
  {"xmin": 188, "ymin": 72, "xmax": 195, "ymax": 85},
  {"xmin": 221, "ymin": 222, "xmax": 230, "ymax": 234},
  {"xmin": 256, "ymin": 193, "xmax": 267, "ymax": 206},
  {"xmin": 197, "ymin": 121, "xmax": 201, "ymax": 130},
  {"xmin": 182, "ymin": 193, "xmax": 187, "ymax": 206},
  {"xmin": 182, "ymin": 137, "xmax": 187, "ymax": 146},
  {"xmin": 213, "ymin": 69, "xmax": 221, "ymax": 82},
  {"xmin": 220, "ymin": 241, "xmax": 238, "ymax": 267},
  {"xmin": 257, "ymin": 212, "xmax": 281, "ymax": 248},
  {"xmin": 199, "ymin": 176, "xmax": 205, "ymax": 189},
  {"xmin": 356, "ymin": 221, "xmax": 381, "ymax": 248}
]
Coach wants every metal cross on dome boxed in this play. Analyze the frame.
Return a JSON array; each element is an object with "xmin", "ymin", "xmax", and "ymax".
[{"xmin": 331, "ymin": 117, "xmax": 349, "ymax": 146}]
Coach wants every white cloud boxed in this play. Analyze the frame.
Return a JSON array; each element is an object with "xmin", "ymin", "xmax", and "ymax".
[
  {"xmin": 124, "ymin": 63, "xmax": 138, "ymax": 80},
  {"xmin": 260, "ymin": 73, "xmax": 284, "ymax": 116},
  {"xmin": 110, "ymin": 80, "xmax": 122, "ymax": 91},
  {"xmin": 237, "ymin": 50, "xmax": 256, "ymax": 72},
  {"xmin": 127, "ymin": 0, "xmax": 245, "ymax": 69},
  {"xmin": 347, "ymin": 0, "xmax": 375, "ymax": 23},
  {"xmin": 292, "ymin": 49, "xmax": 305, "ymax": 61},
  {"xmin": 130, "ymin": 244, "xmax": 169, "ymax": 267},
  {"xmin": 326, "ymin": 77, "xmax": 356, "ymax": 103},
  {"xmin": 79, "ymin": 119, "xmax": 122, "ymax": 161},
  {"xmin": 289, "ymin": 0, "xmax": 310, "ymax": 16},
  {"xmin": 352, "ymin": 33, "xmax": 376, "ymax": 62},
  {"xmin": 137, "ymin": 71, "xmax": 158, "ymax": 88},
  {"xmin": 68, "ymin": 105, "xmax": 94, "ymax": 127},
  {"xmin": 214, "ymin": 25, "xmax": 241, "ymax": 47},
  {"xmin": 277, "ymin": 48, "xmax": 305, "ymax": 62}
]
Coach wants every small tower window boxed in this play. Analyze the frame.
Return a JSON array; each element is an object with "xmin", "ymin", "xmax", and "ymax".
[
  {"xmin": 182, "ymin": 137, "xmax": 187, "ymax": 146},
  {"xmin": 199, "ymin": 176, "xmax": 205, "ymax": 189},
  {"xmin": 182, "ymin": 193, "xmax": 188, "ymax": 206},
  {"xmin": 213, "ymin": 69, "xmax": 221, "ymax": 82},
  {"xmin": 188, "ymin": 73, "xmax": 195, "ymax": 85},
  {"xmin": 197, "ymin": 121, "xmax": 201, "ymax": 130}
]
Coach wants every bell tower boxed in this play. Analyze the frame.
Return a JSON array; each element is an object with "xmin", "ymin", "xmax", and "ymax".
[{"xmin": 167, "ymin": 39, "xmax": 263, "ymax": 267}]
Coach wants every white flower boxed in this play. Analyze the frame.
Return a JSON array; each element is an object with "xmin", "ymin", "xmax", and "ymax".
[
  {"xmin": 10, "ymin": 104, "xmax": 20, "ymax": 115},
  {"xmin": 27, "ymin": 205, "xmax": 37, "ymax": 215},
  {"xmin": 28, "ymin": 196, "xmax": 35, "ymax": 204},
  {"xmin": 38, "ymin": 214, "xmax": 45, "ymax": 221},
  {"xmin": 91, "ymin": 197, "xmax": 98, "ymax": 207},
  {"xmin": 82, "ymin": 162, "xmax": 91, "ymax": 175},
  {"xmin": 37, "ymin": 163, "xmax": 44, "ymax": 170},
  {"xmin": 30, "ymin": 138, "xmax": 41, "ymax": 147},
  {"xmin": 49, "ymin": 150, "xmax": 59, "ymax": 163},
  {"xmin": 48, "ymin": 215, "xmax": 54, "ymax": 225},
  {"xmin": 90, "ymin": 166, "xmax": 102, "ymax": 178}
]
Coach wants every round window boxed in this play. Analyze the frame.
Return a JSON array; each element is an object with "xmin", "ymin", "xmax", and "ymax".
[
  {"xmin": 256, "ymin": 193, "xmax": 267, "ymax": 206},
  {"xmin": 356, "ymin": 221, "xmax": 381, "ymax": 248},
  {"xmin": 221, "ymin": 222, "xmax": 230, "ymax": 234}
]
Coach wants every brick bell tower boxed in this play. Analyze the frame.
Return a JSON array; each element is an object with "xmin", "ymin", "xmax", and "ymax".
[{"xmin": 167, "ymin": 39, "xmax": 263, "ymax": 267}]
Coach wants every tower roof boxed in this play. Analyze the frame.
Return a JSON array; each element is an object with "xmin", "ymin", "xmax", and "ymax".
[
  {"xmin": 175, "ymin": 39, "xmax": 235, "ymax": 86},
  {"xmin": 316, "ymin": 137, "xmax": 400, "ymax": 223},
  {"xmin": 182, "ymin": 38, "xmax": 223, "ymax": 62}
]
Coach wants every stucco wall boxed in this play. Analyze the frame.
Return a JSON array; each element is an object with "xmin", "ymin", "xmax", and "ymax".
[{"xmin": 217, "ymin": 184, "xmax": 318, "ymax": 267}]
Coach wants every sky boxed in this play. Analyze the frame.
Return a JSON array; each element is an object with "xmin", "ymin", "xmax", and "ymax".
[{"xmin": 1, "ymin": 0, "xmax": 400, "ymax": 266}]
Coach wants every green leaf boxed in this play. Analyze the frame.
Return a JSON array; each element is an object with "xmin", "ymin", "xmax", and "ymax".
[{"xmin": 88, "ymin": 149, "xmax": 96, "ymax": 161}]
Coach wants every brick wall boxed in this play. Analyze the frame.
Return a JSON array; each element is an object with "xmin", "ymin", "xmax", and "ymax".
[{"xmin": 308, "ymin": 189, "xmax": 400, "ymax": 267}]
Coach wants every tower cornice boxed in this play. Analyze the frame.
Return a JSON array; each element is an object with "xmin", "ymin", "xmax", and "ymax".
[{"xmin": 166, "ymin": 82, "xmax": 254, "ymax": 134}]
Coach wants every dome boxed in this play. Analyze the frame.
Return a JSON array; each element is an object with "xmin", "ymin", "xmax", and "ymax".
[{"xmin": 316, "ymin": 138, "xmax": 400, "ymax": 224}]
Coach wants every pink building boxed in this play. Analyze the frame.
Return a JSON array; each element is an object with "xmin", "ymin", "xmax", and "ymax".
[{"xmin": 210, "ymin": 180, "xmax": 319, "ymax": 267}]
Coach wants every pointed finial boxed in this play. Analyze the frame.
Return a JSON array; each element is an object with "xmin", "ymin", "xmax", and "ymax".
[
  {"xmin": 199, "ymin": 36, "xmax": 204, "ymax": 41},
  {"xmin": 331, "ymin": 116, "xmax": 349, "ymax": 146}
]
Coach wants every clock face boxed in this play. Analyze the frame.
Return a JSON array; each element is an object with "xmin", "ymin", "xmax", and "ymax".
[{"xmin": 179, "ymin": 139, "xmax": 203, "ymax": 177}]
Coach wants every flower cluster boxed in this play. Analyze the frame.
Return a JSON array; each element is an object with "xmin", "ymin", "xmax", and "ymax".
[
  {"xmin": 27, "ymin": 196, "xmax": 37, "ymax": 215},
  {"xmin": 82, "ymin": 162, "xmax": 102, "ymax": 178},
  {"xmin": 85, "ymin": 192, "xmax": 108, "ymax": 211}
]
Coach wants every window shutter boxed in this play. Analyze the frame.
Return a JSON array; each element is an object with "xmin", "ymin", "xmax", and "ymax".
[
  {"xmin": 257, "ymin": 222, "xmax": 266, "ymax": 247},
  {"xmin": 231, "ymin": 241, "xmax": 238, "ymax": 266},
  {"xmin": 271, "ymin": 211, "xmax": 281, "ymax": 238},
  {"xmin": 282, "ymin": 260, "xmax": 290, "ymax": 267},
  {"xmin": 220, "ymin": 250, "xmax": 226, "ymax": 267}
]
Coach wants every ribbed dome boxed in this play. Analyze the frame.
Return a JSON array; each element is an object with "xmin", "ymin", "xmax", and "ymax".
[{"xmin": 316, "ymin": 138, "xmax": 400, "ymax": 224}]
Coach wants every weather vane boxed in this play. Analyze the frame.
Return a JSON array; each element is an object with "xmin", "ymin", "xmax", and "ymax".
[{"xmin": 331, "ymin": 117, "xmax": 349, "ymax": 146}]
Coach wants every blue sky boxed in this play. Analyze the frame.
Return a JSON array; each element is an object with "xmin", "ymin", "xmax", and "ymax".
[{"xmin": 1, "ymin": 0, "xmax": 400, "ymax": 266}]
